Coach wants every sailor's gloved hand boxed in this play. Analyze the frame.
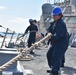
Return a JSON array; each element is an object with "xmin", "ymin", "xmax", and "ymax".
[{"xmin": 47, "ymin": 33, "xmax": 52, "ymax": 39}]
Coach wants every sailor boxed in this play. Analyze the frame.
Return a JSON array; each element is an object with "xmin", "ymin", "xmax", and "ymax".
[
  {"xmin": 33, "ymin": 19, "xmax": 38, "ymax": 25},
  {"xmin": 18, "ymin": 19, "xmax": 38, "ymax": 54},
  {"xmin": 46, "ymin": 6, "xmax": 69, "ymax": 75}
]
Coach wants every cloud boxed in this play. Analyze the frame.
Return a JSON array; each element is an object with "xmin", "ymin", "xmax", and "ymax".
[
  {"xmin": 8, "ymin": 17, "xmax": 28, "ymax": 23},
  {"xmin": 0, "ymin": 6, "xmax": 7, "ymax": 10},
  {"xmin": 5, "ymin": 17, "xmax": 29, "ymax": 33}
]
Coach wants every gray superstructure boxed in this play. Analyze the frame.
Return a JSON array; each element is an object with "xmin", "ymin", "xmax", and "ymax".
[
  {"xmin": 39, "ymin": 0, "xmax": 76, "ymax": 46},
  {"xmin": 39, "ymin": 3, "xmax": 53, "ymax": 34},
  {"xmin": 39, "ymin": 0, "xmax": 76, "ymax": 34}
]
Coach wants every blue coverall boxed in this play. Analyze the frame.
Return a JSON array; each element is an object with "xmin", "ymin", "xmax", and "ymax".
[
  {"xmin": 24, "ymin": 24, "xmax": 38, "ymax": 47},
  {"xmin": 46, "ymin": 18, "xmax": 69, "ymax": 74}
]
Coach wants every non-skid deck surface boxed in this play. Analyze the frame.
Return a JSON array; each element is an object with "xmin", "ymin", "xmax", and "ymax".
[{"xmin": 19, "ymin": 46, "xmax": 76, "ymax": 75}]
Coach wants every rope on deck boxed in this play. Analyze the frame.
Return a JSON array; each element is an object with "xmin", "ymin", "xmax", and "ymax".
[
  {"xmin": 0, "ymin": 33, "xmax": 52, "ymax": 71},
  {"xmin": 0, "ymin": 54, "xmax": 22, "ymax": 71}
]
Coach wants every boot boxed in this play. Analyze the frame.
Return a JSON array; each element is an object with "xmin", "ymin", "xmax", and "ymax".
[{"xmin": 30, "ymin": 51, "xmax": 35, "ymax": 54}]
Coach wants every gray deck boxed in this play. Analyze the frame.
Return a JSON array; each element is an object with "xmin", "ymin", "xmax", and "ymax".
[{"xmin": 19, "ymin": 45, "xmax": 76, "ymax": 75}]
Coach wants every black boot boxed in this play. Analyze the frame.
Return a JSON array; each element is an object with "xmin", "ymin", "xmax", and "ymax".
[
  {"xmin": 47, "ymin": 70, "xmax": 51, "ymax": 73},
  {"xmin": 30, "ymin": 51, "xmax": 35, "ymax": 54}
]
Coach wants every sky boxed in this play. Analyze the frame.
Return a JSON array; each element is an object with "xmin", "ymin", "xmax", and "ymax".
[
  {"xmin": 0, "ymin": 0, "xmax": 50, "ymax": 33},
  {"xmin": 0, "ymin": 0, "xmax": 64, "ymax": 33}
]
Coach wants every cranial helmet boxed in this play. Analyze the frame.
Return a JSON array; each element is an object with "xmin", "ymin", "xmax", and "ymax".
[
  {"xmin": 52, "ymin": 6, "xmax": 62, "ymax": 16},
  {"xmin": 29, "ymin": 19, "xmax": 33, "ymax": 23}
]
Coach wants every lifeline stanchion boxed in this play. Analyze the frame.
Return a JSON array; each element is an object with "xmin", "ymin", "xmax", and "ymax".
[
  {"xmin": 15, "ymin": 33, "xmax": 21, "ymax": 44},
  {"xmin": 0, "ymin": 25, "xmax": 16, "ymax": 48},
  {"xmin": 1, "ymin": 28, "xmax": 9, "ymax": 48},
  {"xmin": 9, "ymin": 31, "xmax": 15, "ymax": 44}
]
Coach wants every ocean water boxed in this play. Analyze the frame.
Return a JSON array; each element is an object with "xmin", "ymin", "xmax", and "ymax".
[{"xmin": 0, "ymin": 32, "xmax": 29, "ymax": 48}]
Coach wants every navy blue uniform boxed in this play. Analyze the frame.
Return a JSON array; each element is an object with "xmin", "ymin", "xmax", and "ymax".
[
  {"xmin": 47, "ymin": 18, "xmax": 69, "ymax": 74},
  {"xmin": 24, "ymin": 24, "xmax": 38, "ymax": 47}
]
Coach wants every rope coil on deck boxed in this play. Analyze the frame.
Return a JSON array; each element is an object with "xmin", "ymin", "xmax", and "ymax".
[{"xmin": 0, "ymin": 33, "xmax": 52, "ymax": 71}]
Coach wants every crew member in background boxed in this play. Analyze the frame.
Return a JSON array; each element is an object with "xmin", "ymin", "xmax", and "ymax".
[
  {"xmin": 33, "ymin": 19, "xmax": 42, "ymax": 41},
  {"xmin": 33, "ymin": 19, "xmax": 38, "ymax": 25},
  {"xmin": 46, "ymin": 6, "xmax": 69, "ymax": 75},
  {"xmin": 19, "ymin": 19, "xmax": 38, "ymax": 54}
]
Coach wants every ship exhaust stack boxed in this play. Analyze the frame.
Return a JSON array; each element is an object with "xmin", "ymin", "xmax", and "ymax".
[
  {"xmin": 40, "ymin": 3, "xmax": 52, "ymax": 34},
  {"xmin": 42, "ymin": 3, "xmax": 52, "ymax": 21}
]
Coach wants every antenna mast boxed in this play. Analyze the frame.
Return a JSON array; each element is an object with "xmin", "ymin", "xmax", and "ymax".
[{"xmin": 47, "ymin": 0, "xmax": 50, "ymax": 3}]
